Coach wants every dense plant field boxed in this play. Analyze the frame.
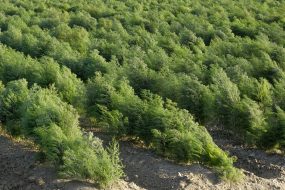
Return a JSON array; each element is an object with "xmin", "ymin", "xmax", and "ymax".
[{"xmin": 0, "ymin": 0, "xmax": 285, "ymax": 185}]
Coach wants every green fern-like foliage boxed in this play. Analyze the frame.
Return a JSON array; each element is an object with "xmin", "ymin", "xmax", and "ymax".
[
  {"xmin": 87, "ymin": 75, "xmax": 244, "ymax": 181},
  {"xmin": 0, "ymin": 81, "xmax": 124, "ymax": 187},
  {"xmin": 0, "ymin": 79, "xmax": 29, "ymax": 122},
  {"xmin": 1, "ymin": 0, "xmax": 285, "ymax": 184},
  {"xmin": 61, "ymin": 136, "xmax": 124, "ymax": 188}
]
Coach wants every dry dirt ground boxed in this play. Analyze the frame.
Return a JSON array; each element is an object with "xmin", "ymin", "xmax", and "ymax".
[{"xmin": 0, "ymin": 127, "xmax": 284, "ymax": 190}]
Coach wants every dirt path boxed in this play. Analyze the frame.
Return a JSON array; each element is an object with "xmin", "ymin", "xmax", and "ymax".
[{"xmin": 0, "ymin": 129, "xmax": 285, "ymax": 190}]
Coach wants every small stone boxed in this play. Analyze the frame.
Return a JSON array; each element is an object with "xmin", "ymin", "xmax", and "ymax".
[
  {"xmin": 248, "ymin": 153, "xmax": 255, "ymax": 158},
  {"xmin": 14, "ymin": 171, "xmax": 22, "ymax": 175},
  {"xmin": 124, "ymin": 176, "xmax": 130, "ymax": 181},
  {"xmin": 28, "ymin": 176, "xmax": 36, "ymax": 182},
  {"xmin": 26, "ymin": 184, "xmax": 32, "ymax": 189},
  {"xmin": 36, "ymin": 178, "xmax": 45, "ymax": 186}
]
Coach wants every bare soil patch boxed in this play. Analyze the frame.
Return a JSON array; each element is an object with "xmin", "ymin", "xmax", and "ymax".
[{"xmin": 0, "ymin": 129, "xmax": 285, "ymax": 190}]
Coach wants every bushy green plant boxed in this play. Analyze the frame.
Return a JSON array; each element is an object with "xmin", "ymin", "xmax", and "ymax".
[
  {"xmin": 0, "ymin": 81, "xmax": 124, "ymax": 186},
  {"xmin": 94, "ymin": 105, "xmax": 127, "ymax": 134},
  {"xmin": 87, "ymin": 75, "xmax": 242, "ymax": 181},
  {"xmin": 257, "ymin": 78, "xmax": 273, "ymax": 107},
  {"xmin": 261, "ymin": 107, "xmax": 285, "ymax": 150},
  {"xmin": 152, "ymin": 128, "xmax": 243, "ymax": 181},
  {"xmin": 61, "ymin": 137, "xmax": 124, "ymax": 187},
  {"xmin": 0, "ymin": 79, "xmax": 29, "ymax": 122},
  {"xmin": 0, "ymin": 45, "xmax": 85, "ymax": 107},
  {"xmin": 209, "ymin": 66, "xmax": 241, "ymax": 126},
  {"xmin": 35, "ymin": 124, "xmax": 71, "ymax": 164},
  {"xmin": 21, "ymin": 87, "xmax": 80, "ymax": 136},
  {"xmin": 273, "ymin": 77, "xmax": 285, "ymax": 110},
  {"xmin": 234, "ymin": 97, "xmax": 267, "ymax": 144},
  {"xmin": 0, "ymin": 81, "xmax": 4, "ymax": 94}
]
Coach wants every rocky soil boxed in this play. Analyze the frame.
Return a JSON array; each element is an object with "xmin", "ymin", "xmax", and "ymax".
[{"xmin": 0, "ymin": 127, "xmax": 284, "ymax": 190}]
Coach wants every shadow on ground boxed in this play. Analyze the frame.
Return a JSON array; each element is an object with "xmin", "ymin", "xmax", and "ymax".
[{"xmin": 119, "ymin": 141, "xmax": 219, "ymax": 190}]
